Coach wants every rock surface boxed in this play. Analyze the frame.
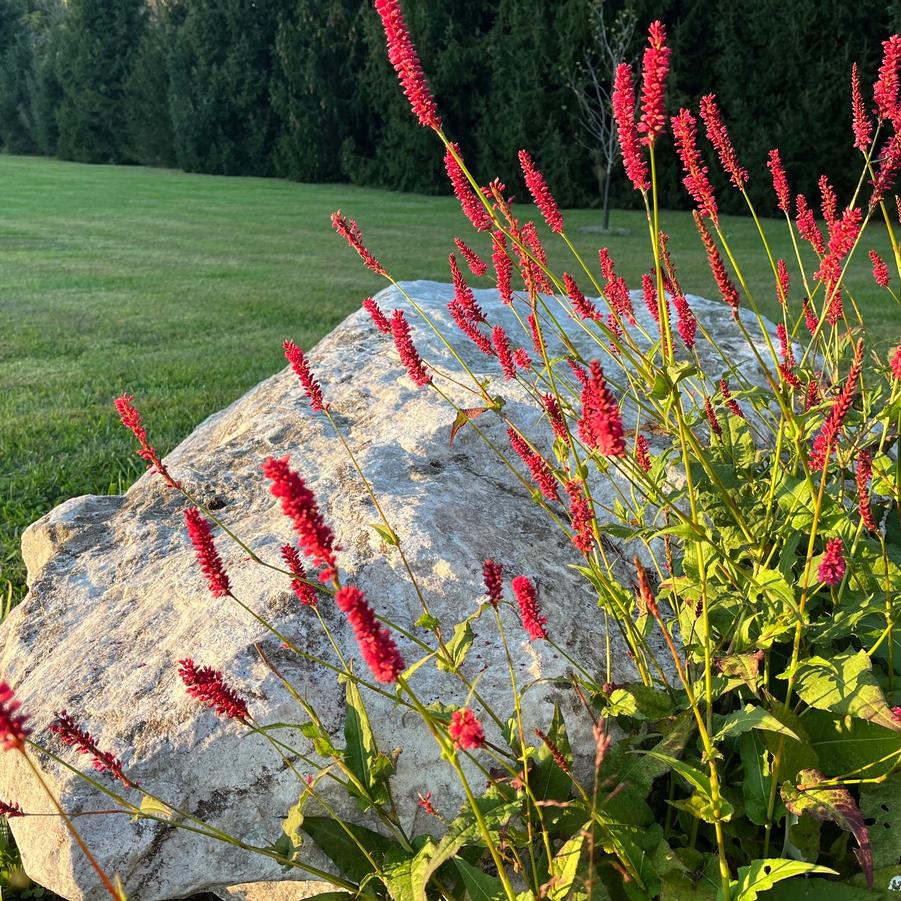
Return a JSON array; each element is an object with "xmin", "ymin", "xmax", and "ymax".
[{"xmin": 1, "ymin": 281, "xmax": 778, "ymax": 900}]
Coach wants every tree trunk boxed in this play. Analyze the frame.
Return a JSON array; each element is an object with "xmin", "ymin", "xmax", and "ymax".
[{"xmin": 602, "ymin": 167, "xmax": 612, "ymax": 231}]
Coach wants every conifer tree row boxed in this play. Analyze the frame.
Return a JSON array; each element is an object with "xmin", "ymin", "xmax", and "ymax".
[{"xmin": 0, "ymin": 0, "xmax": 898, "ymax": 212}]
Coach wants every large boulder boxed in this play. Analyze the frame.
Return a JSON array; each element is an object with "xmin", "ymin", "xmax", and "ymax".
[{"xmin": 0, "ymin": 281, "xmax": 776, "ymax": 899}]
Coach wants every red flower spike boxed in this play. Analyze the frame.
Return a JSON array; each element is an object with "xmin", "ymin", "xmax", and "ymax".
[
  {"xmin": 856, "ymin": 451, "xmax": 878, "ymax": 533},
  {"xmin": 449, "ymin": 253, "xmax": 486, "ymax": 322},
  {"xmin": 635, "ymin": 434, "xmax": 652, "ymax": 472},
  {"xmin": 564, "ymin": 272, "xmax": 600, "ymax": 321},
  {"xmin": 331, "ymin": 211, "xmax": 386, "ymax": 276},
  {"xmin": 520, "ymin": 222, "xmax": 553, "ymax": 293},
  {"xmin": 542, "ymin": 393, "xmax": 568, "ymax": 441},
  {"xmin": 390, "ymin": 310, "xmax": 431, "ymax": 387},
  {"xmin": 454, "ymin": 238, "xmax": 487, "ymax": 277},
  {"xmin": 802, "ymin": 297, "xmax": 820, "ymax": 335},
  {"xmin": 527, "ymin": 312, "xmax": 545, "ymax": 357},
  {"xmin": 719, "ymin": 379, "xmax": 744, "ymax": 419},
  {"xmin": 641, "ymin": 272, "xmax": 661, "ymax": 324},
  {"xmin": 178, "ymin": 659, "xmax": 249, "ymax": 720},
  {"xmin": 507, "ymin": 427, "xmax": 559, "ymax": 502},
  {"xmin": 184, "ymin": 508, "xmax": 231, "ymax": 598},
  {"xmin": 598, "ymin": 248, "xmax": 635, "ymax": 322},
  {"xmin": 809, "ymin": 340, "xmax": 864, "ymax": 471},
  {"xmin": 694, "ymin": 212, "xmax": 740, "ymax": 313},
  {"xmin": 700, "ymin": 94, "xmax": 748, "ymax": 189},
  {"xmin": 0, "ymin": 800, "xmax": 23, "ymax": 817},
  {"xmin": 449, "ymin": 708, "xmax": 485, "ymax": 750},
  {"xmin": 513, "ymin": 347, "xmax": 532, "ymax": 371},
  {"xmin": 114, "ymin": 394, "xmax": 180, "ymax": 489},
  {"xmin": 565, "ymin": 480, "xmax": 595, "ymax": 553},
  {"xmin": 874, "ymin": 34, "xmax": 901, "ymax": 124},
  {"xmin": 776, "ymin": 258, "xmax": 790, "ymax": 305},
  {"xmin": 612, "ymin": 63, "xmax": 649, "ymax": 191},
  {"xmin": 335, "ymin": 585, "xmax": 405, "ymax": 684},
  {"xmin": 890, "ymin": 345, "xmax": 901, "ymax": 380},
  {"xmin": 814, "ymin": 207, "xmax": 862, "ymax": 285},
  {"xmin": 776, "ymin": 324, "xmax": 801, "ymax": 388},
  {"xmin": 262, "ymin": 456, "xmax": 338, "ymax": 581},
  {"xmin": 870, "ymin": 250, "xmax": 890, "ymax": 287},
  {"xmin": 568, "ymin": 359, "xmax": 588, "ymax": 386},
  {"xmin": 818, "ymin": 538, "xmax": 846, "ymax": 587},
  {"xmin": 767, "ymin": 149, "xmax": 791, "ymax": 214},
  {"xmin": 704, "ymin": 397, "xmax": 722, "ymax": 438},
  {"xmin": 50, "ymin": 712, "xmax": 130, "ymax": 786},
  {"xmin": 638, "ymin": 21, "xmax": 670, "ymax": 143},
  {"xmin": 483, "ymin": 559, "xmax": 504, "ymax": 607},
  {"xmin": 449, "ymin": 301, "xmax": 493, "ymax": 355},
  {"xmin": 672, "ymin": 109, "xmax": 717, "ymax": 223},
  {"xmin": 825, "ymin": 286, "xmax": 845, "ymax": 327},
  {"xmin": 280, "ymin": 545, "xmax": 317, "ymax": 607},
  {"xmin": 511, "ymin": 575, "xmax": 547, "ymax": 641},
  {"xmin": 795, "ymin": 195, "xmax": 826, "ymax": 255},
  {"xmin": 819, "ymin": 176, "xmax": 838, "ymax": 229},
  {"xmin": 872, "ymin": 133, "xmax": 901, "ymax": 206},
  {"xmin": 578, "ymin": 361, "xmax": 626, "ymax": 457},
  {"xmin": 374, "ymin": 0, "xmax": 441, "ymax": 130},
  {"xmin": 518, "ymin": 150, "xmax": 563, "ymax": 233},
  {"xmin": 804, "ymin": 379, "xmax": 821, "ymax": 412},
  {"xmin": 362, "ymin": 297, "xmax": 391, "ymax": 334},
  {"xmin": 492, "ymin": 326, "xmax": 516, "ymax": 380},
  {"xmin": 0, "ymin": 684, "xmax": 29, "ymax": 751},
  {"xmin": 283, "ymin": 340, "xmax": 325, "ymax": 412},
  {"xmin": 417, "ymin": 791, "xmax": 439, "ymax": 817},
  {"xmin": 851, "ymin": 63, "xmax": 873, "ymax": 152},
  {"xmin": 444, "ymin": 144, "xmax": 492, "ymax": 232},
  {"xmin": 492, "ymin": 232, "xmax": 513, "ymax": 304}
]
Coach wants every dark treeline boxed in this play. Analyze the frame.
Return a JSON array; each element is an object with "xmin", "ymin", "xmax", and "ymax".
[{"xmin": 1, "ymin": 0, "xmax": 900, "ymax": 213}]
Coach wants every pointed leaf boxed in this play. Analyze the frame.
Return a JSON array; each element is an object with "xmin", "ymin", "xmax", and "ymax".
[{"xmin": 722, "ymin": 859, "xmax": 836, "ymax": 901}]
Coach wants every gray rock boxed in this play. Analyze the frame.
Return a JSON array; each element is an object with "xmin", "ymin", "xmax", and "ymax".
[{"xmin": 0, "ymin": 281, "xmax": 777, "ymax": 900}]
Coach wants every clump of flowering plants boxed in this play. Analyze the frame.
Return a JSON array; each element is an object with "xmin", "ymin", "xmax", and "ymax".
[{"xmin": 9, "ymin": 7, "xmax": 901, "ymax": 900}]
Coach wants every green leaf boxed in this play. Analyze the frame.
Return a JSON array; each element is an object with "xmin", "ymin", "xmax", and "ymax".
[
  {"xmin": 436, "ymin": 618, "xmax": 475, "ymax": 673},
  {"xmin": 658, "ymin": 847, "xmax": 720, "ymax": 900},
  {"xmin": 606, "ymin": 684, "xmax": 675, "ymax": 721},
  {"xmin": 739, "ymin": 731, "xmax": 780, "ymax": 826},
  {"xmin": 859, "ymin": 779, "xmax": 901, "ymax": 870},
  {"xmin": 370, "ymin": 522, "xmax": 400, "ymax": 546},
  {"xmin": 344, "ymin": 679, "xmax": 394, "ymax": 810},
  {"xmin": 721, "ymin": 859, "xmax": 836, "ymax": 901},
  {"xmin": 532, "ymin": 703, "xmax": 573, "ymax": 802},
  {"xmin": 645, "ymin": 751, "xmax": 734, "ymax": 824},
  {"xmin": 711, "ymin": 705, "xmax": 800, "ymax": 743},
  {"xmin": 302, "ymin": 816, "xmax": 395, "ymax": 883},
  {"xmin": 135, "ymin": 793, "xmax": 175, "ymax": 822},
  {"xmin": 453, "ymin": 857, "xmax": 506, "ymax": 900},
  {"xmin": 791, "ymin": 650, "xmax": 901, "ymax": 732},
  {"xmin": 803, "ymin": 710, "xmax": 901, "ymax": 778},
  {"xmin": 547, "ymin": 834, "xmax": 584, "ymax": 901}
]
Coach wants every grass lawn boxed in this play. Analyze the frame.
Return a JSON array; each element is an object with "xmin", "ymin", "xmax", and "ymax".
[{"xmin": 1, "ymin": 153, "xmax": 898, "ymax": 603}]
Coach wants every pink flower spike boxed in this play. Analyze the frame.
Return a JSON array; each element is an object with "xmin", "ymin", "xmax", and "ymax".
[
  {"xmin": 819, "ymin": 176, "xmax": 838, "ymax": 229},
  {"xmin": 890, "ymin": 345, "xmax": 901, "ymax": 380},
  {"xmin": 564, "ymin": 272, "xmax": 600, "ymax": 321},
  {"xmin": 50, "ymin": 712, "xmax": 130, "ymax": 786},
  {"xmin": 578, "ymin": 361, "xmax": 626, "ymax": 457},
  {"xmin": 672, "ymin": 108, "xmax": 717, "ymax": 223},
  {"xmin": 492, "ymin": 232, "xmax": 513, "ymax": 304},
  {"xmin": 719, "ymin": 379, "xmax": 744, "ymax": 419},
  {"xmin": 767, "ymin": 149, "xmax": 791, "ymax": 214},
  {"xmin": 374, "ymin": 0, "xmax": 441, "ymax": 129},
  {"xmin": 512, "ymin": 346, "xmax": 532, "ymax": 371},
  {"xmin": 178, "ymin": 659, "xmax": 249, "ymax": 720},
  {"xmin": 542, "ymin": 393, "xmax": 568, "ymax": 441},
  {"xmin": 796, "ymin": 195, "xmax": 826, "ymax": 255},
  {"xmin": 449, "ymin": 708, "xmax": 485, "ymax": 750},
  {"xmin": 507, "ymin": 427, "xmax": 559, "ymax": 502},
  {"xmin": 0, "ymin": 684, "xmax": 29, "ymax": 752},
  {"xmin": 335, "ymin": 585, "xmax": 405, "ymax": 683},
  {"xmin": 874, "ymin": 34, "xmax": 901, "ymax": 124},
  {"xmin": 518, "ymin": 150, "xmax": 563, "ymax": 233},
  {"xmin": 262, "ymin": 456, "xmax": 338, "ymax": 582},
  {"xmin": 331, "ymin": 211, "xmax": 386, "ymax": 276},
  {"xmin": 280, "ymin": 545, "xmax": 318, "ymax": 607},
  {"xmin": 638, "ymin": 21, "xmax": 670, "ymax": 143},
  {"xmin": 694, "ymin": 212, "xmax": 739, "ymax": 313},
  {"xmin": 390, "ymin": 310, "xmax": 431, "ymax": 387},
  {"xmin": 454, "ymin": 238, "xmax": 488, "ymax": 276},
  {"xmin": 700, "ymin": 94, "xmax": 748, "ymax": 189},
  {"xmin": 114, "ymin": 394, "xmax": 180, "ymax": 489},
  {"xmin": 184, "ymin": 508, "xmax": 231, "ymax": 598},
  {"xmin": 283, "ymin": 340, "xmax": 325, "ymax": 412},
  {"xmin": 362, "ymin": 297, "xmax": 391, "ymax": 334},
  {"xmin": 856, "ymin": 451, "xmax": 877, "ymax": 533},
  {"xmin": 818, "ymin": 538, "xmax": 846, "ymax": 587},
  {"xmin": 565, "ymin": 480, "xmax": 595, "ymax": 553},
  {"xmin": 483, "ymin": 559, "xmax": 504, "ymax": 607},
  {"xmin": 449, "ymin": 253, "xmax": 485, "ymax": 322},
  {"xmin": 511, "ymin": 575, "xmax": 547, "ymax": 641},
  {"xmin": 635, "ymin": 434, "xmax": 652, "ymax": 472},
  {"xmin": 612, "ymin": 63, "xmax": 649, "ymax": 191},
  {"xmin": 870, "ymin": 250, "xmax": 890, "ymax": 287},
  {"xmin": 492, "ymin": 326, "xmax": 516, "ymax": 380},
  {"xmin": 851, "ymin": 63, "xmax": 873, "ymax": 152},
  {"xmin": 776, "ymin": 258, "xmax": 790, "ymax": 305},
  {"xmin": 444, "ymin": 144, "xmax": 492, "ymax": 232}
]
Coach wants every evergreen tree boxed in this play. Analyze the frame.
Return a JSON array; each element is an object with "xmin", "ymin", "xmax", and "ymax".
[
  {"xmin": 167, "ymin": 0, "xmax": 289, "ymax": 176},
  {"xmin": 124, "ymin": 3, "xmax": 177, "ymax": 167},
  {"xmin": 54, "ymin": 0, "xmax": 146, "ymax": 163},
  {"xmin": 0, "ymin": 0, "xmax": 37, "ymax": 153}
]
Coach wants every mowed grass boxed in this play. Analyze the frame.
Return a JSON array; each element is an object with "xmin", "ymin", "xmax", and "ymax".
[{"xmin": 1, "ymin": 153, "xmax": 898, "ymax": 600}]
